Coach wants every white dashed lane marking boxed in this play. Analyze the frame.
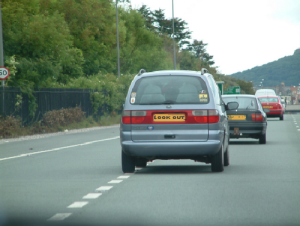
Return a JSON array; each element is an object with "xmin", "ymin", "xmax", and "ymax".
[
  {"xmin": 118, "ymin": 175, "xmax": 130, "ymax": 179},
  {"xmin": 68, "ymin": 201, "xmax": 88, "ymax": 208},
  {"xmin": 47, "ymin": 213, "xmax": 72, "ymax": 221},
  {"xmin": 83, "ymin": 193, "xmax": 102, "ymax": 199},
  {"xmin": 96, "ymin": 186, "xmax": 113, "ymax": 192},
  {"xmin": 108, "ymin": 180, "xmax": 122, "ymax": 184},
  {"xmin": 0, "ymin": 136, "xmax": 120, "ymax": 162}
]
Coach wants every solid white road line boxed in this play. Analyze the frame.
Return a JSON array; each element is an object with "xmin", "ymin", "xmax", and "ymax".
[
  {"xmin": 0, "ymin": 136, "xmax": 120, "ymax": 162},
  {"xmin": 108, "ymin": 180, "xmax": 122, "ymax": 184},
  {"xmin": 67, "ymin": 201, "xmax": 88, "ymax": 208},
  {"xmin": 83, "ymin": 193, "xmax": 102, "ymax": 199},
  {"xmin": 96, "ymin": 186, "xmax": 113, "ymax": 192},
  {"xmin": 47, "ymin": 213, "xmax": 72, "ymax": 221}
]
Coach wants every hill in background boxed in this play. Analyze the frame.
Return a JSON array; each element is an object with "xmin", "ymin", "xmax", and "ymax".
[{"xmin": 230, "ymin": 48, "xmax": 300, "ymax": 87}]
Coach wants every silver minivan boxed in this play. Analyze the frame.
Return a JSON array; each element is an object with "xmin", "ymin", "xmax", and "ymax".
[{"xmin": 120, "ymin": 69, "xmax": 238, "ymax": 173}]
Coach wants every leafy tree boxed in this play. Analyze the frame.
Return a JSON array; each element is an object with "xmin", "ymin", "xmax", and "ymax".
[
  {"xmin": 137, "ymin": 5, "xmax": 156, "ymax": 31},
  {"xmin": 54, "ymin": 0, "xmax": 117, "ymax": 75},
  {"xmin": 2, "ymin": 0, "xmax": 84, "ymax": 88},
  {"xmin": 186, "ymin": 39, "xmax": 215, "ymax": 65},
  {"xmin": 118, "ymin": 7, "xmax": 171, "ymax": 73},
  {"xmin": 139, "ymin": 7, "xmax": 191, "ymax": 48}
]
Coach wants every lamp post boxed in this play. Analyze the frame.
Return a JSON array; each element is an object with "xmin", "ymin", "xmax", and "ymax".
[
  {"xmin": 116, "ymin": 0, "xmax": 120, "ymax": 77},
  {"xmin": 0, "ymin": 3, "xmax": 5, "ymax": 115},
  {"xmin": 172, "ymin": 0, "xmax": 176, "ymax": 70}
]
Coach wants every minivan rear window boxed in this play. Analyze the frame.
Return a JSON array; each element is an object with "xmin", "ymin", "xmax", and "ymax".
[{"xmin": 130, "ymin": 75, "xmax": 209, "ymax": 105}]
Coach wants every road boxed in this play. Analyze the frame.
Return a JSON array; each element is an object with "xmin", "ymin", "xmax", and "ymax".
[{"xmin": 1, "ymin": 113, "xmax": 300, "ymax": 226}]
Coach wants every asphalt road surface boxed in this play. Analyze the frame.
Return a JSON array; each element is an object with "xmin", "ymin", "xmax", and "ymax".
[{"xmin": 1, "ymin": 113, "xmax": 300, "ymax": 226}]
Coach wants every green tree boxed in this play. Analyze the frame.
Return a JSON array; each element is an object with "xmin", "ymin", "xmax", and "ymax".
[
  {"xmin": 139, "ymin": 7, "xmax": 191, "ymax": 48},
  {"xmin": 2, "ymin": 0, "xmax": 84, "ymax": 88},
  {"xmin": 118, "ymin": 7, "xmax": 171, "ymax": 73},
  {"xmin": 187, "ymin": 39, "xmax": 215, "ymax": 65},
  {"xmin": 54, "ymin": 0, "xmax": 117, "ymax": 75}
]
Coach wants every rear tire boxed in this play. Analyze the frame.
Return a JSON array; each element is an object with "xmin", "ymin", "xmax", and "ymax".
[
  {"xmin": 135, "ymin": 158, "xmax": 147, "ymax": 167},
  {"xmin": 122, "ymin": 150, "xmax": 135, "ymax": 173},
  {"xmin": 211, "ymin": 145, "xmax": 224, "ymax": 172},
  {"xmin": 259, "ymin": 133, "xmax": 266, "ymax": 144},
  {"xmin": 224, "ymin": 145, "xmax": 230, "ymax": 167},
  {"xmin": 280, "ymin": 115, "xmax": 284, "ymax": 121}
]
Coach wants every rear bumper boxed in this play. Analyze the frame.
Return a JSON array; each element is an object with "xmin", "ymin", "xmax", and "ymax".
[
  {"xmin": 266, "ymin": 110, "xmax": 283, "ymax": 117},
  {"xmin": 229, "ymin": 122, "xmax": 267, "ymax": 138},
  {"xmin": 121, "ymin": 140, "xmax": 221, "ymax": 157},
  {"xmin": 120, "ymin": 128, "xmax": 224, "ymax": 158}
]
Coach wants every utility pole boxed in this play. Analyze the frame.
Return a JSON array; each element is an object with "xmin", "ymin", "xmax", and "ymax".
[
  {"xmin": 0, "ymin": 3, "xmax": 5, "ymax": 115},
  {"xmin": 172, "ymin": 0, "xmax": 176, "ymax": 70},
  {"xmin": 116, "ymin": 0, "xmax": 120, "ymax": 77}
]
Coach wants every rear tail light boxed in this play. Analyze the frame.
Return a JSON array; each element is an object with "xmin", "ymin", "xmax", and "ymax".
[
  {"xmin": 122, "ymin": 110, "xmax": 219, "ymax": 124},
  {"xmin": 192, "ymin": 110, "xmax": 208, "ymax": 123},
  {"xmin": 251, "ymin": 113, "xmax": 263, "ymax": 122},
  {"xmin": 208, "ymin": 110, "xmax": 220, "ymax": 123},
  {"xmin": 122, "ymin": 110, "xmax": 131, "ymax": 124},
  {"xmin": 131, "ymin": 111, "xmax": 147, "ymax": 124}
]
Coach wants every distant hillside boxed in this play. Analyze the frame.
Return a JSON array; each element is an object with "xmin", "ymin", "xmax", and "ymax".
[{"xmin": 230, "ymin": 49, "xmax": 300, "ymax": 87}]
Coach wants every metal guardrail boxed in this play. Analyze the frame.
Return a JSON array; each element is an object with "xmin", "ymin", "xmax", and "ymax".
[{"xmin": 285, "ymin": 105, "xmax": 300, "ymax": 113}]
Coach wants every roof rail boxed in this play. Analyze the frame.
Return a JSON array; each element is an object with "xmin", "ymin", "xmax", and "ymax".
[
  {"xmin": 138, "ymin": 69, "xmax": 146, "ymax": 76},
  {"xmin": 201, "ymin": 68, "xmax": 208, "ymax": 75}
]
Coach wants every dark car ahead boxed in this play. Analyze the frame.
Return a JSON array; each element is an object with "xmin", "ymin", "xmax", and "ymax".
[
  {"xmin": 120, "ymin": 69, "xmax": 238, "ymax": 173},
  {"xmin": 222, "ymin": 94, "xmax": 268, "ymax": 144}
]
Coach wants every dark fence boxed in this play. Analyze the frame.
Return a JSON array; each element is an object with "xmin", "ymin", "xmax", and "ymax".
[{"xmin": 0, "ymin": 87, "xmax": 104, "ymax": 124}]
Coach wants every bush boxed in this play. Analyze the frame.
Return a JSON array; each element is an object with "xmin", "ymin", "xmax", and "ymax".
[
  {"xmin": 41, "ymin": 107, "xmax": 85, "ymax": 128},
  {"xmin": 0, "ymin": 115, "xmax": 22, "ymax": 138}
]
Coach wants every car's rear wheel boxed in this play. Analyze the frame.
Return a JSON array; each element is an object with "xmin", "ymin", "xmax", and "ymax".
[
  {"xmin": 259, "ymin": 133, "xmax": 266, "ymax": 144},
  {"xmin": 135, "ymin": 158, "xmax": 147, "ymax": 167},
  {"xmin": 211, "ymin": 145, "xmax": 224, "ymax": 172},
  {"xmin": 224, "ymin": 145, "xmax": 230, "ymax": 167},
  {"xmin": 280, "ymin": 114, "xmax": 284, "ymax": 121},
  {"xmin": 122, "ymin": 150, "xmax": 135, "ymax": 173}
]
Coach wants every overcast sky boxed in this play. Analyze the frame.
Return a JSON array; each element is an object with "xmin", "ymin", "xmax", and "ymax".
[{"xmin": 127, "ymin": 0, "xmax": 300, "ymax": 75}]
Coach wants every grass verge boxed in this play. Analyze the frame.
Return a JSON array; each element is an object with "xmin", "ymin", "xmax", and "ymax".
[{"xmin": 0, "ymin": 114, "xmax": 121, "ymax": 139}]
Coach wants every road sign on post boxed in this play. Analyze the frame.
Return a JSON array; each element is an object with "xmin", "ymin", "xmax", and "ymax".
[
  {"xmin": 216, "ymin": 81, "xmax": 224, "ymax": 95},
  {"xmin": 0, "ymin": 67, "xmax": 9, "ymax": 80},
  {"xmin": 224, "ymin": 86, "xmax": 240, "ymax": 95}
]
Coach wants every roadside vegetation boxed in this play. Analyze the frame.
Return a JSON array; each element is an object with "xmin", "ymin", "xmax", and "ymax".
[
  {"xmin": 0, "ymin": 107, "xmax": 120, "ymax": 139},
  {"xmin": 1, "ymin": 0, "xmax": 254, "ymax": 138}
]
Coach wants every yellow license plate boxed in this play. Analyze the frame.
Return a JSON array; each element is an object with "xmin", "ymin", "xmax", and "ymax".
[
  {"xmin": 263, "ymin": 106, "xmax": 273, "ymax": 108},
  {"xmin": 228, "ymin": 115, "xmax": 246, "ymax": 120},
  {"xmin": 153, "ymin": 114, "xmax": 185, "ymax": 122}
]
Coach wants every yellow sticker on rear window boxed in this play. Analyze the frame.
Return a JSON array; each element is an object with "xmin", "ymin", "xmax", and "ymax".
[{"xmin": 199, "ymin": 94, "xmax": 208, "ymax": 102}]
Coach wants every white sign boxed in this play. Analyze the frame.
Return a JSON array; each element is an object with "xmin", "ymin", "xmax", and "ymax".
[{"xmin": 0, "ymin": 67, "xmax": 10, "ymax": 80}]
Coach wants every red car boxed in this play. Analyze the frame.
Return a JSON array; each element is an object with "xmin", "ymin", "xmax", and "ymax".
[{"xmin": 258, "ymin": 96, "xmax": 284, "ymax": 120}]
